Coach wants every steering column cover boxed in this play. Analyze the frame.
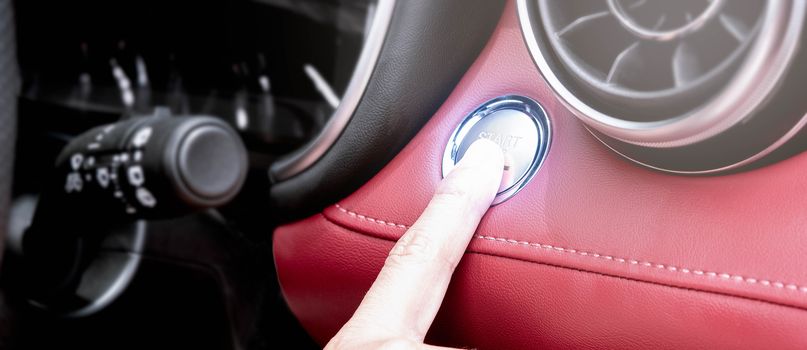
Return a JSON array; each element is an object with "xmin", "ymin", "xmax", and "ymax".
[{"xmin": 274, "ymin": 1, "xmax": 807, "ymax": 348}]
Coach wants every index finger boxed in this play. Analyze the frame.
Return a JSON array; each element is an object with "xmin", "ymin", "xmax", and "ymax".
[{"xmin": 344, "ymin": 139, "xmax": 504, "ymax": 341}]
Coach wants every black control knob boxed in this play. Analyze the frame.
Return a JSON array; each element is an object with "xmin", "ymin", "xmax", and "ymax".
[
  {"xmin": 11, "ymin": 113, "xmax": 247, "ymax": 315},
  {"xmin": 55, "ymin": 114, "xmax": 247, "ymax": 218}
]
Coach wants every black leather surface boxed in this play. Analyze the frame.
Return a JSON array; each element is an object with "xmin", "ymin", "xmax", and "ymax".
[
  {"xmin": 0, "ymin": 0, "xmax": 18, "ymax": 263},
  {"xmin": 270, "ymin": 0, "xmax": 506, "ymax": 219},
  {"xmin": 0, "ymin": 0, "xmax": 18, "ymax": 344}
]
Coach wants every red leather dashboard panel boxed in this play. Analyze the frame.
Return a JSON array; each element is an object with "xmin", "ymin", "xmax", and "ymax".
[{"xmin": 274, "ymin": 1, "xmax": 807, "ymax": 348}]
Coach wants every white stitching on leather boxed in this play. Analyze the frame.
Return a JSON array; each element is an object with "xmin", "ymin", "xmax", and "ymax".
[
  {"xmin": 333, "ymin": 204, "xmax": 807, "ymax": 294},
  {"xmin": 335, "ymin": 204, "xmax": 409, "ymax": 229}
]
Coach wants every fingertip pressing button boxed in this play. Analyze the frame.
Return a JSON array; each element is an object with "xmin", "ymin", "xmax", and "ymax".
[{"xmin": 442, "ymin": 95, "xmax": 551, "ymax": 205}]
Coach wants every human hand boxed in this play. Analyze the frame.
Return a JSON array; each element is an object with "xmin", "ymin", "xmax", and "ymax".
[{"xmin": 326, "ymin": 139, "xmax": 505, "ymax": 349}]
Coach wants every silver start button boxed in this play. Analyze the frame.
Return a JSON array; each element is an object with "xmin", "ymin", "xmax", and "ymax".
[{"xmin": 442, "ymin": 95, "xmax": 551, "ymax": 204}]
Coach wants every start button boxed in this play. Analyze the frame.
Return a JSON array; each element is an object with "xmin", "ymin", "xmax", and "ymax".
[{"xmin": 442, "ymin": 96, "xmax": 551, "ymax": 204}]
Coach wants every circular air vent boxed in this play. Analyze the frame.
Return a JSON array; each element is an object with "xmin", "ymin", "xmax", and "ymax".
[
  {"xmin": 518, "ymin": 0, "xmax": 807, "ymax": 173},
  {"xmin": 540, "ymin": 0, "xmax": 762, "ymax": 123}
]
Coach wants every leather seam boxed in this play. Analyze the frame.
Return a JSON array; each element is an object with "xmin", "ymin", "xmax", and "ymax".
[
  {"xmin": 334, "ymin": 204, "xmax": 807, "ymax": 295},
  {"xmin": 319, "ymin": 211, "xmax": 807, "ymax": 313},
  {"xmin": 461, "ymin": 251, "xmax": 807, "ymax": 313}
]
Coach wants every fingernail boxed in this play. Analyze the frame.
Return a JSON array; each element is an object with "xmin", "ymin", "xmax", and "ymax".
[{"xmin": 459, "ymin": 139, "xmax": 504, "ymax": 168}]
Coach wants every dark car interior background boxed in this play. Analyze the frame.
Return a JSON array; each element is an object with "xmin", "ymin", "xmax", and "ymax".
[{"xmin": 0, "ymin": 0, "xmax": 806, "ymax": 349}]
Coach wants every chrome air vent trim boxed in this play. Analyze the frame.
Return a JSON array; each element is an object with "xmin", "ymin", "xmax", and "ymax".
[{"xmin": 518, "ymin": 0, "xmax": 807, "ymax": 174}]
